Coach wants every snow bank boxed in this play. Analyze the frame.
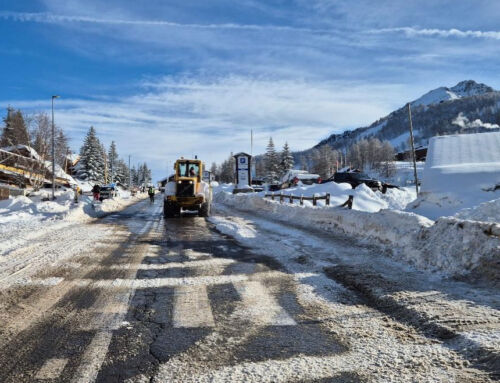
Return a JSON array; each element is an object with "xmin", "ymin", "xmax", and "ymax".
[
  {"xmin": 214, "ymin": 191, "xmax": 500, "ymax": 279},
  {"xmin": 0, "ymin": 189, "xmax": 147, "ymax": 256},
  {"xmin": 213, "ymin": 182, "xmax": 416, "ymax": 213},
  {"xmin": 454, "ymin": 198, "xmax": 500, "ymax": 223}
]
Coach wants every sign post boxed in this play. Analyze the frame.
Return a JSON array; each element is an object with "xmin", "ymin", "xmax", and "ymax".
[{"xmin": 233, "ymin": 152, "xmax": 253, "ymax": 194}]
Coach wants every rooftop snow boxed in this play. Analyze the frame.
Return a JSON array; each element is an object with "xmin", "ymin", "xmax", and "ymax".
[{"xmin": 412, "ymin": 132, "xmax": 500, "ymax": 218}]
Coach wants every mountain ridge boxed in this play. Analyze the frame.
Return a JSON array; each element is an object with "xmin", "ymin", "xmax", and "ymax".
[{"xmin": 308, "ymin": 80, "xmax": 500, "ymax": 155}]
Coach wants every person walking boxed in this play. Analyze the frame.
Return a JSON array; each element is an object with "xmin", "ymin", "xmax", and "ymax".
[
  {"xmin": 148, "ymin": 185, "xmax": 155, "ymax": 204},
  {"xmin": 92, "ymin": 184, "xmax": 101, "ymax": 201},
  {"xmin": 73, "ymin": 185, "xmax": 80, "ymax": 203}
]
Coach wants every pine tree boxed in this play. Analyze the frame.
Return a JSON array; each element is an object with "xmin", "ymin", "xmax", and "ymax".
[
  {"xmin": 131, "ymin": 166, "xmax": 138, "ymax": 186},
  {"xmin": 1, "ymin": 108, "xmax": 30, "ymax": 147},
  {"xmin": 219, "ymin": 154, "xmax": 235, "ymax": 183},
  {"xmin": 280, "ymin": 142, "xmax": 294, "ymax": 175},
  {"xmin": 100, "ymin": 143, "xmax": 108, "ymax": 183},
  {"xmin": 55, "ymin": 130, "xmax": 70, "ymax": 169},
  {"xmin": 115, "ymin": 159, "xmax": 130, "ymax": 185},
  {"xmin": 299, "ymin": 155, "xmax": 308, "ymax": 171},
  {"xmin": 108, "ymin": 141, "xmax": 118, "ymax": 183},
  {"xmin": 210, "ymin": 162, "xmax": 218, "ymax": 181},
  {"xmin": 143, "ymin": 163, "xmax": 152, "ymax": 185},
  {"xmin": 136, "ymin": 162, "xmax": 152, "ymax": 186},
  {"xmin": 76, "ymin": 126, "xmax": 106, "ymax": 183},
  {"xmin": 264, "ymin": 137, "xmax": 280, "ymax": 183}
]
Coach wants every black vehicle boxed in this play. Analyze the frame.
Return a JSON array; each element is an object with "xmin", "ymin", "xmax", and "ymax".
[
  {"xmin": 330, "ymin": 172, "xmax": 382, "ymax": 191},
  {"xmin": 99, "ymin": 186, "xmax": 116, "ymax": 201},
  {"xmin": 251, "ymin": 178, "xmax": 265, "ymax": 192},
  {"xmin": 268, "ymin": 183, "xmax": 282, "ymax": 192}
]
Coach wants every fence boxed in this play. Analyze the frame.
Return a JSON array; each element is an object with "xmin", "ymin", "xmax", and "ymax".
[
  {"xmin": 264, "ymin": 192, "xmax": 354, "ymax": 209},
  {"xmin": 0, "ymin": 185, "xmax": 28, "ymax": 200}
]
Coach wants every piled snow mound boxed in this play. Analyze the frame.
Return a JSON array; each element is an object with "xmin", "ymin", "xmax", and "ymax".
[
  {"xmin": 214, "ymin": 191, "xmax": 500, "ymax": 279},
  {"xmin": 409, "ymin": 132, "xmax": 500, "ymax": 219},
  {"xmin": 454, "ymin": 198, "xmax": 500, "ymax": 223},
  {"xmin": 0, "ymin": 189, "xmax": 147, "ymax": 252},
  {"xmin": 213, "ymin": 182, "xmax": 416, "ymax": 213},
  {"xmin": 0, "ymin": 195, "xmax": 33, "ymax": 212}
]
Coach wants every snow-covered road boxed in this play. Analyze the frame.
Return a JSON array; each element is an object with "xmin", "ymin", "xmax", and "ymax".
[{"xmin": 0, "ymin": 199, "xmax": 498, "ymax": 382}]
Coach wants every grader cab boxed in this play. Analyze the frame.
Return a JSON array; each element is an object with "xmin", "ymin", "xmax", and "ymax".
[{"xmin": 163, "ymin": 158, "xmax": 212, "ymax": 217}]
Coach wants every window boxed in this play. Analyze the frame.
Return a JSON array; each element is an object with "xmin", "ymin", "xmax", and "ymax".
[{"xmin": 177, "ymin": 162, "xmax": 200, "ymax": 177}]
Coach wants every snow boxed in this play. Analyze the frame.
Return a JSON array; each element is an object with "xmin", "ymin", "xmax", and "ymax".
[
  {"xmin": 358, "ymin": 120, "xmax": 387, "ymax": 139},
  {"xmin": 412, "ymin": 87, "xmax": 458, "ymax": 107},
  {"xmin": 411, "ymin": 81, "xmax": 493, "ymax": 107},
  {"xmin": 371, "ymin": 161, "xmax": 424, "ymax": 187},
  {"xmin": 280, "ymin": 169, "xmax": 320, "ymax": 183},
  {"xmin": 409, "ymin": 132, "xmax": 500, "ymax": 219},
  {"xmin": 213, "ymin": 186, "xmax": 500, "ymax": 279},
  {"xmin": 0, "ymin": 188, "xmax": 147, "ymax": 256},
  {"xmin": 389, "ymin": 131, "xmax": 411, "ymax": 149},
  {"xmin": 215, "ymin": 181, "xmax": 416, "ymax": 213},
  {"xmin": 2, "ymin": 144, "xmax": 43, "ymax": 162},
  {"xmin": 453, "ymin": 198, "xmax": 500, "ymax": 222},
  {"xmin": 205, "ymin": 209, "xmax": 499, "ymax": 382},
  {"xmin": 1, "ymin": 144, "xmax": 77, "ymax": 184}
]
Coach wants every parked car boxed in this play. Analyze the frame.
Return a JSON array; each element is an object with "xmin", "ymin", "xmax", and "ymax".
[
  {"xmin": 268, "ymin": 183, "xmax": 282, "ymax": 192},
  {"xmin": 280, "ymin": 170, "xmax": 322, "ymax": 189},
  {"xmin": 329, "ymin": 172, "xmax": 382, "ymax": 191},
  {"xmin": 251, "ymin": 178, "xmax": 265, "ymax": 192},
  {"xmin": 99, "ymin": 185, "xmax": 117, "ymax": 201}
]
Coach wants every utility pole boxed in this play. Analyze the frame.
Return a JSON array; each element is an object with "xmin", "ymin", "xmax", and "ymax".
[
  {"xmin": 128, "ymin": 155, "xmax": 131, "ymax": 188},
  {"xmin": 407, "ymin": 103, "xmax": 419, "ymax": 194},
  {"xmin": 251, "ymin": 129, "xmax": 253, "ymax": 156},
  {"xmin": 51, "ymin": 95, "xmax": 60, "ymax": 200}
]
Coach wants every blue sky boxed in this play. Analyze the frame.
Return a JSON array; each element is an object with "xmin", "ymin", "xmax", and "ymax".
[{"xmin": 1, "ymin": 0, "xmax": 500, "ymax": 179}]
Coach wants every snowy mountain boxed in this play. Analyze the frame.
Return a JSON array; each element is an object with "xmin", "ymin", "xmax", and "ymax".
[
  {"xmin": 412, "ymin": 80, "xmax": 494, "ymax": 107},
  {"xmin": 307, "ymin": 80, "xmax": 500, "ymax": 155}
]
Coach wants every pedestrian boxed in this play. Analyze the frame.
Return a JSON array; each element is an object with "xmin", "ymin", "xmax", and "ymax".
[
  {"xmin": 148, "ymin": 185, "xmax": 155, "ymax": 203},
  {"xmin": 73, "ymin": 185, "xmax": 80, "ymax": 203},
  {"xmin": 92, "ymin": 184, "xmax": 101, "ymax": 201}
]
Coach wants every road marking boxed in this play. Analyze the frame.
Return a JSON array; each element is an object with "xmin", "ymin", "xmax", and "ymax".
[
  {"xmin": 173, "ymin": 285, "xmax": 215, "ymax": 328},
  {"xmin": 71, "ymin": 331, "xmax": 113, "ymax": 383},
  {"xmin": 71, "ymin": 203, "xmax": 161, "ymax": 383},
  {"xmin": 35, "ymin": 358, "xmax": 68, "ymax": 379},
  {"xmin": 107, "ymin": 258, "xmax": 235, "ymax": 270},
  {"xmin": 69, "ymin": 271, "xmax": 318, "ymax": 289},
  {"xmin": 184, "ymin": 249, "xmax": 211, "ymax": 260},
  {"xmin": 234, "ymin": 281, "xmax": 296, "ymax": 326}
]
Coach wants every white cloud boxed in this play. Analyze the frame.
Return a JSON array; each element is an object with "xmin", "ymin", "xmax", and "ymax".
[
  {"xmin": 3, "ymin": 76, "xmax": 406, "ymax": 178},
  {"xmin": 373, "ymin": 27, "xmax": 500, "ymax": 40},
  {"xmin": 0, "ymin": 11, "xmax": 334, "ymax": 35}
]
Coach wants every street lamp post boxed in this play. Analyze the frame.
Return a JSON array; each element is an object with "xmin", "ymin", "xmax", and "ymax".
[{"xmin": 51, "ymin": 95, "xmax": 60, "ymax": 200}]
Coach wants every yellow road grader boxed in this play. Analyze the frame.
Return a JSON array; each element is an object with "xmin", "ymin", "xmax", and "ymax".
[{"xmin": 163, "ymin": 158, "xmax": 212, "ymax": 217}]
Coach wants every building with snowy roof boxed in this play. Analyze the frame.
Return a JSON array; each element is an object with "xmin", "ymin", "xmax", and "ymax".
[{"xmin": 409, "ymin": 132, "xmax": 500, "ymax": 219}]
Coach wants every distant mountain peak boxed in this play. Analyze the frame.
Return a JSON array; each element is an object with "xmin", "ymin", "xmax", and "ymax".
[
  {"xmin": 412, "ymin": 80, "xmax": 494, "ymax": 107},
  {"xmin": 449, "ymin": 80, "xmax": 494, "ymax": 97}
]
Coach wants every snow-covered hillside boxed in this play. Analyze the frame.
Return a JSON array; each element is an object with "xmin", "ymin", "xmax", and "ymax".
[
  {"xmin": 307, "ymin": 80, "xmax": 499, "ymax": 155},
  {"xmin": 411, "ymin": 87, "xmax": 459, "ymax": 107}
]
